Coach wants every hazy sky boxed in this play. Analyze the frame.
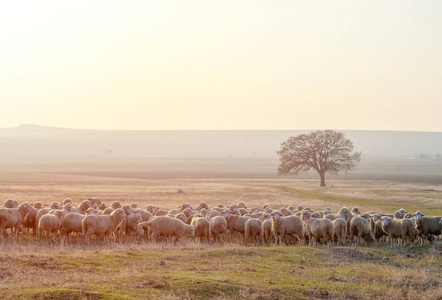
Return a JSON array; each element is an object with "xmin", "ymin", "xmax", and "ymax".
[{"xmin": 1, "ymin": 1, "xmax": 441, "ymax": 131}]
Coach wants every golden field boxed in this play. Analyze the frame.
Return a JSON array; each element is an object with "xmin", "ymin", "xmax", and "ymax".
[{"xmin": 0, "ymin": 171, "xmax": 441, "ymax": 299}]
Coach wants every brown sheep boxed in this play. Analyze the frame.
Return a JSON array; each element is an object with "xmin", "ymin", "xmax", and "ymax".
[
  {"xmin": 33, "ymin": 202, "xmax": 42, "ymax": 210},
  {"xmin": 38, "ymin": 210, "xmax": 63, "ymax": 244},
  {"xmin": 349, "ymin": 216, "xmax": 375, "ymax": 246},
  {"xmin": 370, "ymin": 214, "xmax": 387, "ymax": 244},
  {"xmin": 82, "ymin": 208, "xmax": 127, "ymax": 245}
]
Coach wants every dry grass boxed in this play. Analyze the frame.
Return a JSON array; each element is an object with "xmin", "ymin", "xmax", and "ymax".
[{"xmin": 1, "ymin": 172, "xmax": 441, "ymax": 299}]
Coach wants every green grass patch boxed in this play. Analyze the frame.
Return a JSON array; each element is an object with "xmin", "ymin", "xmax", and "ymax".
[{"xmin": 2, "ymin": 245, "xmax": 441, "ymax": 299}]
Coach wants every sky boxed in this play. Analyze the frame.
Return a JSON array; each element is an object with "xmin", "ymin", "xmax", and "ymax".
[{"xmin": 0, "ymin": 0, "xmax": 441, "ymax": 131}]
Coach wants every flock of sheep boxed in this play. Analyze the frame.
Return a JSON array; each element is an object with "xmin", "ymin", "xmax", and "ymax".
[{"xmin": 0, "ymin": 197, "xmax": 441, "ymax": 247}]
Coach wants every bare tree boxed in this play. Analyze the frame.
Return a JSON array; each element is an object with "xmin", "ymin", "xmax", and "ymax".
[{"xmin": 277, "ymin": 130, "xmax": 361, "ymax": 186}]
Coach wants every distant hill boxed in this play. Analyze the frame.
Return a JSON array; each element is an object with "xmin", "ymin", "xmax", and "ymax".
[{"xmin": 0, "ymin": 124, "xmax": 441, "ymax": 160}]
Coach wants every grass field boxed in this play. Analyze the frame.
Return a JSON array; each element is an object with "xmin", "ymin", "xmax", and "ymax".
[{"xmin": 0, "ymin": 171, "xmax": 441, "ymax": 299}]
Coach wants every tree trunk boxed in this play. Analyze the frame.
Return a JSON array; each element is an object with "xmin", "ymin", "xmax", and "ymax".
[{"xmin": 319, "ymin": 171, "xmax": 326, "ymax": 187}]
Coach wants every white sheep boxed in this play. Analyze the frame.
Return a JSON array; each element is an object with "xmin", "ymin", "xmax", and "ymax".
[
  {"xmin": 38, "ymin": 210, "xmax": 63, "ymax": 244},
  {"xmin": 301, "ymin": 211, "xmax": 333, "ymax": 247},
  {"xmin": 272, "ymin": 211, "xmax": 304, "ymax": 246},
  {"xmin": 139, "ymin": 216, "xmax": 194, "ymax": 244}
]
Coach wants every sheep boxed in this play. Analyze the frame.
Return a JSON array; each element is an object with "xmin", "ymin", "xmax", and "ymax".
[
  {"xmin": 22, "ymin": 205, "xmax": 39, "ymax": 235},
  {"xmin": 155, "ymin": 210, "xmax": 168, "ymax": 216},
  {"xmin": 35, "ymin": 208, "xmax": 51, "ymax": 231},
  {"xmin": 381, "ymin": 217, "xmax": 414, "ymax": 247},
  {"xmin": 400, "ymin": 218, "xmax": 420, "ymax": 247},
  {"xmin": 414, "ymin": 213, "xmax": 442, "ymax": 245},
  {"xmin": 280, "ymin": 207, "xmax": 292, "ymax": 216},
  {"xmin": 72, "ymin": 200, "xmax": 91, "ymax": 214},
  {"xmin": 324, "ymin": 207, "xmax": 352, "ymax": 222},
  {"xmin": 33, "ymin": 202, "xmax": 42, "ymax": 210},
  {"xmin": 62, "ymin": 198, "xmax": 72, "ymax": 205},
  {"xmin": 261, "ymin": 218, "xmax": 274, "ymax": 246},
  {"xmin": 332, "ymin": 218, "xmax": 347, "ymax": 246},
  {"xmin": 167, "ymin": 209, "xmax": 182, "ymax": 217},
  {"xmin": 103, "ymin": 207, "xmax": 114, "ymax": 215},
  {"xmin": 348, "ymin": 216, "xmax": 375, "ymax": 246},
  {"xmin": 122, "ymin": 205, "xmax": 133, "ymax": 216},
  {"xmin": 61, "ymin": 212, "xmax": 88, "ymax": 244},
  {"xmin": 301, "ymin": 211, "xmax": 333, "ymax": 247},
  {"xmin": 244, "ymin": 213, "xmax": 262, "ymax": 219},
  {"xmin": 139, "ymin": 216, "xmax": 194, "ymax": 244},
  {"xmin": 88, "ymin": 197, "xmax": 101, "ymax": 209},
  {"xmin": 82, "ymin": 208, "xmax": 127, "ymax": 245},
  {"xmin": 394, "ymin": 209, "xmax": 408, "ymax": 219},
  {"xmin": 124, "ymin": 211, "xmax": 142, "ymax": 243},
  {"xmin": 205, "ymin": 210, "xmax": 222, "ymax": 220},
  {"xmin": 222, "ymin": 210, "xmax": 250, "ymax": 242},
  {"xmin": 174, "ymin": 213, "xmax": 189, "ymax": 224},
  {"xmin": 98, "ymin": 202, "xmax": 106, "ymax": 210},
  {"xmin": 239, "ymin": 208, "xmax": 249, "ymax": 216},
  {"xmin": 38, "ymin": 210, "xmax": 63, "ymax": 244},
  {"xmin": 146, "ymin": 205, "xmax": 159, "ymax": 215},
  {"xmin": 351, "ymin": 207, "xmax": 361, "ymax": 215},
  {"xmin": 2, "ymin": 199, "xmax": 18, "ymax": 208},
  {"xmin": 181, "ymin": 203, "xmax": 192, "ymax": 211},
  {"xmin": 272, "ymin": 211, "xmax": 304, "ymax": 246},
  {"xmin": 209, "ymin": 216, "xmax": 228, "ymax": 244},
  {"xmin": 61, "ymin": 203, "xmax": 73, "ymax": 216},
  {"xmin": 244, "ymin": 218, "xmax": 262, "ymax": 246},
  {"xmin": 111, "ymin": 201, "xmax": 122, "ymax": 210},
  {"xmin": 370, "ymin": 214, "xmax": 387, "ymax": 244},
  {"xmin": 191, "ymin": 217, "xmax": 210, "ymax": 243},
  {"xmin": 0, "ymin": 203, "xmax": 33, "ymax": 240},
  {"xmin": 50, "ymin": 202, "xmax": 62, "ymax": 210},
  {"xmin": 229, "ymin": 205, "xmax": 242, "ymax": 216}
]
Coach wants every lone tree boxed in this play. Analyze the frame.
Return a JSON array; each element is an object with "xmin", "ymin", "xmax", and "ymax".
[{"xmin": 277, "ymin": 130, "xmax": 361, "ymax": 186}]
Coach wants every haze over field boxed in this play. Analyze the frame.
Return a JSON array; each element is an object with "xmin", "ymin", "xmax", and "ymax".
[
  {"xmin": 0, "ymin": 125, "xmax": 441, "ymax": 181},
  {"xmin": 1, "ymin": 1, "xmax": 441, "ymax": 132}
]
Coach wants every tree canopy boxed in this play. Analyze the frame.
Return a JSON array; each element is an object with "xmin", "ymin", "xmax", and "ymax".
[{"xmin": 277, "ymin": 130, "xmax": 361, "ymax": 186}]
